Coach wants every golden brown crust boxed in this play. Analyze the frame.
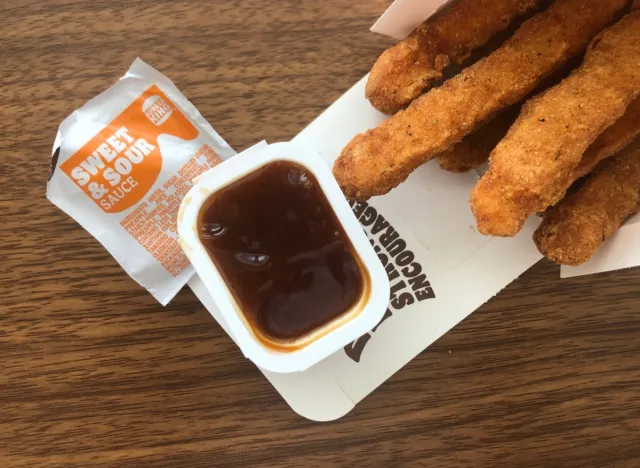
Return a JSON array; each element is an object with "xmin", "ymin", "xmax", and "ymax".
[
  {"xmin": 439, "ymin": 95, "xmax": 640, "ymax": 175},
  {"xmin": 534, "ymin": 141, "xmax": 640, "ymax": 265},
  {"xmin": 571, "ymin": 96, "xmax": 640, "ymax": 181},
  {"xmin": 335, "ymin": 0, "xmax": 630, "ymax": 201},
  {"xmin": 365, "ymin": 0, "xmax": 547, "ymax": 115},
  {"xmin": 471, "ymin": 11, "xmax": 640, "ymax": 237},
  {"xmin": 436, "ymin": 58, "xmax": 581, "ymax": 173},
  {"xmin": 436, "ymin": 108, "xmax": 519, "ymax": 173}
]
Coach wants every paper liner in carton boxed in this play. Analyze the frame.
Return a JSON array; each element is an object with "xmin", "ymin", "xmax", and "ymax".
[
  {"xmin": 370, "ymin": 0, "xmax": 454, "ymax": 39},
  {"xmin": 47, "ymin": 58, "xmax": 236, "ymax": 305}
]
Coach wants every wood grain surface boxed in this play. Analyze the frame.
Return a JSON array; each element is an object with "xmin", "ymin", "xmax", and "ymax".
[{"xmin": 1, "ymin": 1, "xmax": 639, "ymax": 466}]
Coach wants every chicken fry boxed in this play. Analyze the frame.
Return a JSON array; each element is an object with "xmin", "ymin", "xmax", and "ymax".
[
  {"xmin": 366, "ymin": 0, "xmax": 548, "ymax": 115},
  {"xmin": 471, "ymin": 11, "xmax": 640, "ymax": 237},
  {"xmin": 440, "ymin": 94, "xmax": 640, "ymax": 175},
  {"xmin": 534, "ymin": 140, "xmax": 640, "ymax": 265},
  {"xmin": 436, "ymin": 108, "xmax": 519, "ymax": 173},
  {"xmin": 571, "ymin": 96, "xmax": 640, "ymax": 181},
  {"xmin": 334, "ymin": 0, "xmax": 630, "ymax": 201},
  {"xmin": 436, "ymin": 58, "xmax": 581, "ymax": 173}
]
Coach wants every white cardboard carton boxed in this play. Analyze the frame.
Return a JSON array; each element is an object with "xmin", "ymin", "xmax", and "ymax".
[{"xmin": 190, "ymin": 0, "xmax": 640, "ymax": 420}]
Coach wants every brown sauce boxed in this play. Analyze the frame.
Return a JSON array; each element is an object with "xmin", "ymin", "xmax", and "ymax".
[{"xmin": 198, "ymin": 160, "xmax": 366, "ymax": 344}]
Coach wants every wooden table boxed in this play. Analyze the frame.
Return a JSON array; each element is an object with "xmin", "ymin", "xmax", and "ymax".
[{"xmin": 2, "ymin": 1, "xmax": 639, "ymax": 466}]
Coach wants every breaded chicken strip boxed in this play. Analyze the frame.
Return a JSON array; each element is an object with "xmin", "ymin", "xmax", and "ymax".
[
  {"xmin": 436, "ymin": 58, "xmax": 581, "ymax": 173},
  {"xmin": 334, "ymin": 0, "xmax": 630, "ymax": 201},
  {"xmin": 534, "ymin": 140, "xmax": 640, "ymax": 265},
  {"xmin": 571, "ymin": 96, "xmax": 640, "ymax": 181},
  {"xmin": 436, "ymin": 108, "xmax": 519, "ymax": 173},
  {"xmin": 366, "ymin": 0, "xmax": 547, "ymax": 115},
  {"xmin": 471, "ymin": 11, "xmax": 640, "ymax": 237},
  {"xmin": 439, "ymin": 94, "xmax": 640, "ymax": 174}
]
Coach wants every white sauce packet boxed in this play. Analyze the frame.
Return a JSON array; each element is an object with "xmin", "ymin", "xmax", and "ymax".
[{"xmin": 47, "ymin": 58, "xmax": 236, "ymax": 305}]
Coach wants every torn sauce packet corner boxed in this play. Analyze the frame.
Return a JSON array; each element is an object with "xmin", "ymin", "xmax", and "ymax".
[{"xmin": 47, "ymin": 58, "xmax": 236, "ymax": 305}]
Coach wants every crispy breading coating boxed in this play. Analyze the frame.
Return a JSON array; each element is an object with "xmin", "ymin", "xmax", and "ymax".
[
  {"xmin": 439, "ymin": 95, "xmax": 640, "ymax": 175},
  {"xmin": 366, "ymin": 0, "xmax": 547, "ymax": 115},
  {"xmin": 436, "ymin": 108, "xmax": 519, "ymax": 173},
  {"xmin": 471, "ymin": 11, "xmax": 640, "ymax": 237},
  {"xmin": 334, "ymin": 0, "xmax": 630, "ymax": 201},
  {"xmin": 534, "ymin": 140, "xmax": 640, "ymax": 265},
  {"xmin": 436, "ymin": 59, "xmax": 581, "ymax": 173},
  {"xmin": 571, "ymin": 96, "xmax": 640, "ymax": 181}
]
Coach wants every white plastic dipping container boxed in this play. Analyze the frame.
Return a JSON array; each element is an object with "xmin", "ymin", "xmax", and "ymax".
[{"xmin": 178, "ymin": 142, "xmax": 390, "ymax": 373}]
